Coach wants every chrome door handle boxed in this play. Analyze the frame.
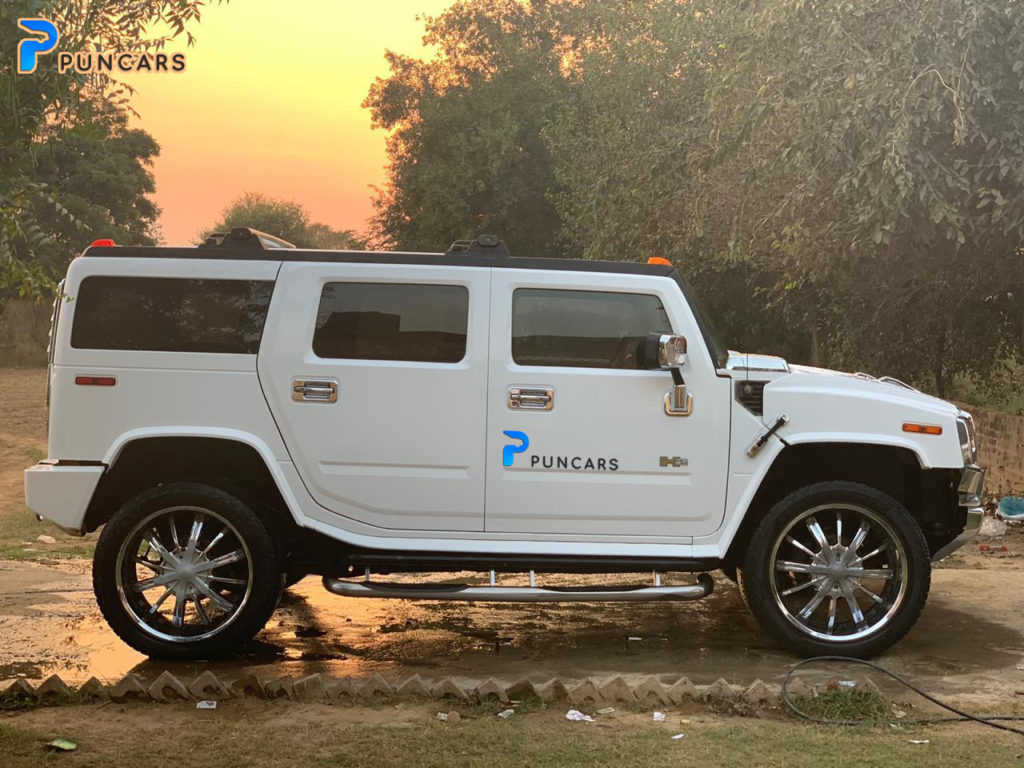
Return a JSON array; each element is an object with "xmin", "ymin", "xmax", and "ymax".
[
  {"xmin": 507, "ymin": 386, "xmax": 553, "ymax": 410},
  {"xmin": 292, "ymin": 378, "xmax": 338, "ymax": 403}
]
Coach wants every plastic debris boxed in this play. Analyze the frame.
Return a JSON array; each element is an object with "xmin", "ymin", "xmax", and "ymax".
[
  {"xmin": 196, "ymin": 700, "xmax": 217, "ymax": 710},
  {"xmin": 497, "ymin": 709, "xmax": 515, "ymax": 719},
  {"xmin": 566, "ymin": 709, "xmax": 595, "ymax": 722},
  {"xmin": 838, "ymin": 680, "xmax": 856, "ymax": 688},
  {"xmin": 892, "ymin": 707, "xmax": 907, "ymax": 719},
  {"xmin": 997, "ymin": 497, "xmax": 1024, "ymax": 521},
  {"xmin": 653, "ymin": 711, "xmax": 666, "ymax": 722},
  {"xmin": 46, "ymin": 739, "xmax": 77, "ymax": 752},
  {"xmin": 980, "ymin": 517, "xmax": 1007, "ymax": 537},
  {"xmin": 435, "ymin": 712, "xmax": 449, "ymax": 722},
  {"xmin": 596, "ymin": 707, "xmax": 616, "ymax": 715},
  {"xmin": 908, "ymin": 740, "xmax": 930, "ymax": 745},
  {"xmin": 671, "ymin": 733, "xmax": 686, "ymax": 741}
]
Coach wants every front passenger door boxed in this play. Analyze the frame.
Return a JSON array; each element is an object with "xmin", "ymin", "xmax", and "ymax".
[{"xmin": 484, "ymin": 269, "xmax": 731, "ymax": 540}]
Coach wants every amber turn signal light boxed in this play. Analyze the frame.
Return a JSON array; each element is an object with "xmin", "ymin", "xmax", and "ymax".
[{"xmin": 902, "ymin": 422, "xmax": 942, "ymax": 435}]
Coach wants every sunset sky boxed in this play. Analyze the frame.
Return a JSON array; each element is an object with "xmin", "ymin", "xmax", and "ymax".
[{"xmin": 122, "ymin": 0, "xmax": 452, "ymax": 245}]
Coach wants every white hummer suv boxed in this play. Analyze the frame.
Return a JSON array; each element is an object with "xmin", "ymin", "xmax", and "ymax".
[{"xmin": 24, "ymin": 229, "xmax": 984, "ymax": 660}]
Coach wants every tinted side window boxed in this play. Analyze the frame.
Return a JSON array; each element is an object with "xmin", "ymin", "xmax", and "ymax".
[
  {"xmin": 512, "ymin": 289, "xmax": 672, "ymax": 369},
  {"xmin": 71, "ymin": 277, "xmax": 274, "ymax": 353},
  {"xmin": 313, "ymin": 283, "xmax": 469, "ymax": 363}
]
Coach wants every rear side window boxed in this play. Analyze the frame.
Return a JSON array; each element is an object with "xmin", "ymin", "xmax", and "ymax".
[
  {"xmin": 71, "ymin": 277, "xmax": 274, "ymax": 354},
  {"xmin": 313, "ymin": 282, "xmax": 469, "ymax": 363},
  {"xmin": 512, "ymin": 288, "xmax": 672, "ymax": 369}
]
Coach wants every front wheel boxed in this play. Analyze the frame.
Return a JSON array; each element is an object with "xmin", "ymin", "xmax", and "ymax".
[
  {"xmin": 737, "ymin": 481, "xmax": 930, "ymax": 658},
  {"xmin": 93, "ymin": 482, "xmax": 281, "ymax": 660}
]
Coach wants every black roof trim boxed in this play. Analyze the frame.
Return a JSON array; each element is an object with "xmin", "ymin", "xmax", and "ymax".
[{"xmin": 81, "ymin": 245, "xmax": 676, "ymax": 278}]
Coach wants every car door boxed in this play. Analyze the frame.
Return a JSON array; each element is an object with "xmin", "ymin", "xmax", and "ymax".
[
  {"xmin": 259, "ymin": 261, "xmax": 489, "ymax": 532},
  {"xmin": 484, "ymin": 269, "xmax": 731, "ymax": 540}
]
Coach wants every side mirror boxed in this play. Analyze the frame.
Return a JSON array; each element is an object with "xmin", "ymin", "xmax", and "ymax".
[
  {"xmin": 638, "ymin": 333, "xmax": 687, "ymax": 370},
  {"xmin": 638, "ymin": 333, "xmax": 693, "ymax": 417}
]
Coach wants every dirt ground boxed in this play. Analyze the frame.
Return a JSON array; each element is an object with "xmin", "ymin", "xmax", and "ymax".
[{"xmin": 2, "ymin": 367, "xmax": 1023, "ymax": 710}]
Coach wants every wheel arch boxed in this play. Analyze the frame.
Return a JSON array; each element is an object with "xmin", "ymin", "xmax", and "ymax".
[
  {"xmin": 84, "ymin": 430, "xmax": 306, "ymax": 539},
  {"xmin": 724, "ymin": 441, "xmax": 958, "ymax": 564}
]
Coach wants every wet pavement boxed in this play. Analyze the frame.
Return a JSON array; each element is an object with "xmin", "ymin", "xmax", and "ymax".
[{"xmin": 2, "ymin": 558, "xmax": 1023, "ymax": 704}]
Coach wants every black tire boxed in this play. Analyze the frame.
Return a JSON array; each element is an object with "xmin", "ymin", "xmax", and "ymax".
[
  {"xmin": 93, "ymin": 482, "xmax": 280, "ymax": 660},
  {"xmin": 737, "ymin": 481, "xmax": 930, "ymax": 658}
]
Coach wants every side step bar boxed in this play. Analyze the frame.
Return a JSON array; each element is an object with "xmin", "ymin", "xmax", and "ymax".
[{"xmin": 322, "ymin": 572, "xmax": 714, "ymax": 603}]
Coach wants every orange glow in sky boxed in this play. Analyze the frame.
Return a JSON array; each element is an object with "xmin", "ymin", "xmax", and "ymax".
[{"xmin": 122, "ymin": 0, "xmax": 452, "ymax": 245}]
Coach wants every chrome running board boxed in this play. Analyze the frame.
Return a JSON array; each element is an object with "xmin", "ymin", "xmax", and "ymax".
[{"xmin": 322, "ymin": 572, "xmax": 714, "ymax": 602}]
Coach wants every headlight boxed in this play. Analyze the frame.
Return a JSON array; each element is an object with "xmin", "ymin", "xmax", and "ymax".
[{"xmin": 956, "ymin": 412, "xmax": 978, "ymax": 465}]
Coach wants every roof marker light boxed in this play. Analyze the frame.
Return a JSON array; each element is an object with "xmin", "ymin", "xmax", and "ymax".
[
  {"xmin": 647, "ymin": 257, "xmax": 673, "ymax": 266},
  {"xmin": 90, "ymin": 239, "xmax": 115, "ymax": 247}
]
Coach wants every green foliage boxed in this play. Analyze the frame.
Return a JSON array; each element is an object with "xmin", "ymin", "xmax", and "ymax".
[
  {"xmin": 369, "ymin": 0, "xmax": 1024, "ymax": 397},
  {"xmin": 202, "ymin": 192, "xmax": 365, "ymax": 250},
  {"xmin": 363, "ymin": 0, "xmax": 572, "ymax": 256},
  {"xmin": 0, "ymin": 0, "xmax": 214, "ymax": 302}
]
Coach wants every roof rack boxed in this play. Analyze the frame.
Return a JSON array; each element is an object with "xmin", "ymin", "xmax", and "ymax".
[
  {"xmin": 446, "ymin": 234, "xmax": 511, "ymax": 258},
  {"xmin": 200, "ymin": 227, "xmax": 296, "ymax": 250}
]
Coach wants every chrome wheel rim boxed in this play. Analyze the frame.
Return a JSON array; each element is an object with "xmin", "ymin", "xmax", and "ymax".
[
  {"xmin": 769, "ymin": 503, "xmax": 909, "ymax": 643},
  {"xmin": 115, "ymin": 506, "xmax": 253, "ymax": 643}
]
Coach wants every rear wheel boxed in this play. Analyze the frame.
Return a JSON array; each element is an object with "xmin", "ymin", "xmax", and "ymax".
[
  {"xmin": 738, "ymin": 481, "xmax": 930, "ymax": 658},
  {"xmin": 93, "ymin": 482, "xmax": 280, "ymax": 660}
]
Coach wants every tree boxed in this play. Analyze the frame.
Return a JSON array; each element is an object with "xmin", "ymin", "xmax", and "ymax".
[
  {"xmin": 0, "ymin": 0, "xmax": 213, "ymax": 300},
  {"xmin": 364, "ymin": 0, "xmax": 571, "ymax": 257},
  {"xmin": 202, "ymin": 193, "xmax": 365, "ymax": 250},
  {"xmin": 704, "ymin": 0, "xmax": 1024, "ymax": 393}
]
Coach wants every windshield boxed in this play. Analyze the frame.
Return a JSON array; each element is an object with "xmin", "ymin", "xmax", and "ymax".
[{"xmin": 673, "ymin": 272, "xmax": 729, "ymax": 369}]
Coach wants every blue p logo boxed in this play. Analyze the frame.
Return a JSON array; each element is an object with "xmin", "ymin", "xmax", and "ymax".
[
  {"xmin": 17, "ymin": 18, "xmax": 59, "ymax": 74},
  {"xmin": 502, "ymin": 431, "xmax": 529, "ymax": 467}
]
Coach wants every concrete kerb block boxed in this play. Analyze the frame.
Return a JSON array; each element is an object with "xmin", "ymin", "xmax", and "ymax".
[
  {"xmin": 109, "ymin": 674, "xmax": 150, "ymax": 703},
  {"xmin": 741, "ymin": 679, "xmax": 775, "ymax": 705},
  {"xmin": 148, "ymin": 671, "xmax": 191, "ymax": 702},
  {"xmin": 77, "ymin": 677, "xmax": 108, "ymax": 701},
  {"xmin": 706, "ymin": 678, "xmax": 738, "ymax": 703},
  {"xmin": 474, "ymin": 678, "xmax": 509, "ymax": 704},
  {"xmin": 666, "ymin": 677, "xmax": 699, "ymax": 704},
  {"xmin": 785, "ymin": 676, "xmax": 815, "ymax": 700},
  {"xmin": 535, "ymin": 678, "xmax": 570, "ymax": 702},
  {"xmin": 188, "ymin": 671, "xmax": 232, "ymax": 701},
  {"xmin": 325, "ymin": 677, "xmax": 359, "ymax": 701},
  {"xmin": 293, "ymin": 673, "xmax": 327, "ymax": 702},
  {"xmin": 630, "ymin": 676, "xmax": 670, "ymax": 707},
  {"xmin": 568, "ymin": 678, "xmax": 604, "ymax": 706},
  {"xmin": 264, "ymin": 678, "xmax": 296, "ymax": 700},
  {"xmin": 1, "ymin": 678, "xmax": 36, "ymax": 702},
  {"xmin": 358, "ymin": 673, "xmax": 394, "ymax": 701},
  {"xmin": 35, "ymin": 674, "xmax": 73, "ymax": 702},
  {"xmin": 597, "ymin": 675, "xmax": 634, "ymax": 704},
  {"xmin": 431, "ymin": 678, "xmax": 471, "ymax": 702},
  {"xmin": 504, "ymin": 678, "xmax": 540, "ymax": 701},
  {"xmin": 395, "ymin": 674, "xmax": 432, "ymax": 699},
  {"xmin": 230, "ymin": 673, "xmax": 266, "ymax": 699}
]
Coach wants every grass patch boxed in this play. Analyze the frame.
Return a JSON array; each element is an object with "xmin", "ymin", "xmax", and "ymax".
[
  {"xmin": 1, "ymin": 707, "xmax": 1021, "ymax": 768},
  {"xmin": 789, "ymin": 688, "xmax": 893, "ymax": 724},
  {"xmin": 0, "ymin": 503, "xmax": 95, "ymax": 561}
]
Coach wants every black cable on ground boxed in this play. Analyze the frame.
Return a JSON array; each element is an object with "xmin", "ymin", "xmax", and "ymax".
[{"xmin": 781, "ymin": 656, "xmax": 1024, "ymax": 736}]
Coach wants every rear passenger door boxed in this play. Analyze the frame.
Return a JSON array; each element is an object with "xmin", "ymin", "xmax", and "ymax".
[{"xmin": 259, "ymin": 262, "xmax": 489, "ymax": 532}]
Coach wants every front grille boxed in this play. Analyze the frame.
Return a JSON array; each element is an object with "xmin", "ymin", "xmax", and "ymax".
[{"xmin": 736, "ymin": 381, "xmax": 767, "ymax": 416}]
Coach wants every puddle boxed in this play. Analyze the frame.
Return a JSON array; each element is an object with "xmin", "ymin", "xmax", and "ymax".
[{"xmin": 2, "ymin": 565, "xmax": 1022, "ymax": 704}]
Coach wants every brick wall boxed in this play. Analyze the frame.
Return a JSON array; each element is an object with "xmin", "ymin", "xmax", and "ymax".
[{"xmin": 969, "ymin": 405, "xmax": 1024, "ymax": 498}]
